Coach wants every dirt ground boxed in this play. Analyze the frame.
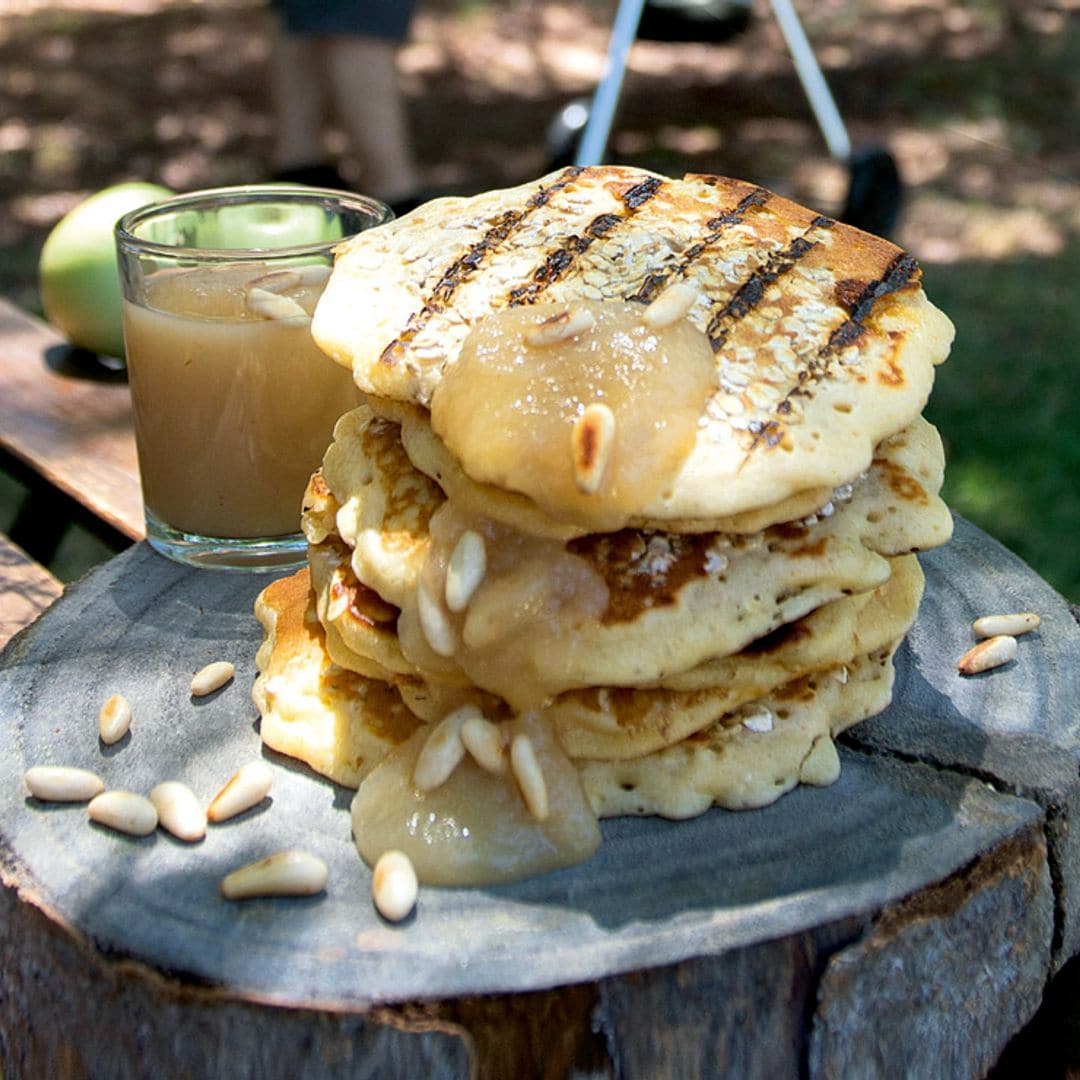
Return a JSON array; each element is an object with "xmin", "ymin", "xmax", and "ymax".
[{"xmin": 0, "ymin": 0, "xmax": 1076, "ymax": 307}]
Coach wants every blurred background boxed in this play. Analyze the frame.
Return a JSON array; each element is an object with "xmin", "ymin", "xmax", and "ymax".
[{"xmin": 0, "ymin": 0, "xmax": 1076, "ymax": 601}]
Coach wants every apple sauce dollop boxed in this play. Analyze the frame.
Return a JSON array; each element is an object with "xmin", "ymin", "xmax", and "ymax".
[{"xmin": 430, "ymin": 299, "xmax": 717, "ymax": 532}]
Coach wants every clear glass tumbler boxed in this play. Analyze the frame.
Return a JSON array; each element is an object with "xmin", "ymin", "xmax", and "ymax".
[{"xmin": 115, "ymin": 185, "xmax": 391, "ymax": 571}]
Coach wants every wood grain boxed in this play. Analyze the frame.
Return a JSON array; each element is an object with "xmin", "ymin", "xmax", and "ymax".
[
  {"xmin": 0, "ymin": 533, "xmax": 61, "ymax": 649},
  {"xmin": 0, "ymin": 299, "xmax": 142, "ymax": 540}
]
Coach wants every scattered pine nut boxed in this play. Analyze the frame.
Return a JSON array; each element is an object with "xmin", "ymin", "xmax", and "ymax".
[
  {"xmin": 412, "ymin": 708, "xmax": 471, "ymax": 791},
  {"xmin": 372, "ymin": 849, "xmax": 418, "ymax": 922},
  {"xmin": 972, "ymin": 612, "xmax": 1041, "ymax": 639},
  {"xmin": 524, "ymin": 305, "xmax": 595, "ymax": 347},
  {"xmin": 98, "ymin": 694, "xmax": 132, "ymax": 745},
  {"xmin": 641, "ymin": 281, "xmax": 699, "ymax": 328},
  {"xmin": 444, "ymin": 530, "xmax": 487, "ymax": 613},
  {"xmin": 88, "ymin": 790, "xmax": 158, "ymax": 837},
  {"xmin": 25, "ymin": 766, "xmax": 104, "ymax": 803},
  {"xmin": 191, "ymin": 661, "xmax": 236, "ymax": 698},
  {"xmin": 150, "ymin": 781, "xmax": 207, "ymax": 842},
  {"xmin": 510, "ymin": 734, "xmax": 549, "ymax": 822},
  {"xmin": 207, "ymin": 761, "xmax": 273, "ymax": 822},
  {"xmin": 571, "ymin": 402, "xmax": 616, "ymax": 495},
  {"xmin": 958, "ymin": 634, "xmax": 1018, "ymax": 675},
  {"xmin": 221, "ymin": 849, "xmax": 327, "ymax": 900}
]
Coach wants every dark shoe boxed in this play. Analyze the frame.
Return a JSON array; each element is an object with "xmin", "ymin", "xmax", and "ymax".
[{"xmin": 638, "ymin": 0, "xmax": 752, "ymax": 43}]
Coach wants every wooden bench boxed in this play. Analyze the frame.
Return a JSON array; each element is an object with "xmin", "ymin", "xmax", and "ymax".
[
  {"xmin": 0, "ymin": 296, "xmax": 1077, "ymax": 1077},
  {"xmin": 0, "ymin": 298, "xmax": 142, "ymax": 648}
]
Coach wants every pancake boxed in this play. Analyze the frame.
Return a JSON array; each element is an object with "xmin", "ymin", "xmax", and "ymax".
[
  {"xmin": 313, "ymin": 166, "xmax": 954, "ymax": 525},
  {"xmin": 253, "ymin": 571, "xmax": 901, "ymax": 868},
  {"xmin": 255, "ymin": 165, "xmax": 958, "ymax": 888},
  {"xmin": 373, "ymin": 396, "xmax": 837, "ymax": 541},
  {"xmin": 334, "ymin": 416, "xmax": 949, "ymax": 709},
  {"xmin": 316, "ymin": 405, "xmax": 441, "ymax": 609},
  {"xmin": 301, "ymin": 533, "xmax": 921, "ymax": 759},
  {"xmin": 252, "ymin": 569, "xmax": 422, "ymax": 788},
  {"xmin": 578, "ymin": 643, "xmax": 899, "ymax": 817},
  {"xmin": 550, "ymin": 553, "xmax": 923, "ymax": 759}
]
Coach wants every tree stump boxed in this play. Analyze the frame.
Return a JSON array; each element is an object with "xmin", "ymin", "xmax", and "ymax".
[{"xmin": 0, "ymin": 516, "xmax": 1075, "ymax": 1077}]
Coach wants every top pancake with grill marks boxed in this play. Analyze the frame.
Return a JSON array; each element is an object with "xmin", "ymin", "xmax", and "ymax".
[{"xmin": 314, "ymin": 166, "xmax": 954, "ymax": 522}]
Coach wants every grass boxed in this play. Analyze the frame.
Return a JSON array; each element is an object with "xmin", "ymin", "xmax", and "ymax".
[{"xmin": 921, "ymin": 240, "xmax": 1079, "ymax": 601}]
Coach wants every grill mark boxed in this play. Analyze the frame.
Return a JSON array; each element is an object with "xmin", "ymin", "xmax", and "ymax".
[
  {"xmin": 627, "ymin": 188, "xmax": 773, "ymax": 304},
  {"xmin": 705, "ymin": 215, "xmax": 834, "ymax": 351},
  {"xmin": 822, "ymin": 252, "xmax": 919, "ymax": 355},
  {"xmin": 507, "ymin": 179, "xmax": 665, "ymax": 306},
  {"xmin": 378, "ymin": 167, "xmax": 584, "ymax": 365},
  {"xmin": 746, "ymin": 249, "xmax": 920, "ymax": 455}
]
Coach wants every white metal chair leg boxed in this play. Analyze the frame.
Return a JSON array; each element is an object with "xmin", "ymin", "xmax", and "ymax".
[
  {"xmin": 574, "ymin": 0, "xmax": 649, "ymax": 166},
  {"xmin": 767, "ymin": 0, "xmax": 852, "ymax": 162}
]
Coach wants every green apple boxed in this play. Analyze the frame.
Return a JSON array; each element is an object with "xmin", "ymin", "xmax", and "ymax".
[{"xmin": 38, "ymin": 180, "xmax": 173, "ymax": 358}]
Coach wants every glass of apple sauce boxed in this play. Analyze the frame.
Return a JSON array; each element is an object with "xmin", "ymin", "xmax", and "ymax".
[{"xmin": 115, "ymin": 185, "xmax": 391, "ymax": 571}]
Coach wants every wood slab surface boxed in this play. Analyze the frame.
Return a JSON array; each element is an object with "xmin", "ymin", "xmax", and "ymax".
[
  {"xmin": 0, "ymin": 517, "xmax": 1074, "ymax": 1075},
  {"xmin": 846, "ymin": 517, "xmax": 1080, "ymax": 967},
  {"xmin": 0, "ymin": 298, "xmax": 142, "ymax": 540}
]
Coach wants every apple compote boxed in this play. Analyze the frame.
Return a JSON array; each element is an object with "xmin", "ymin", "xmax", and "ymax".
[
  {"xmin": 352, "ymin": 712, "xmax": 601, "ymax": 886},
  {"xmin": 430, "ymin": 299, "xmax": 716, "ymax": 532}
]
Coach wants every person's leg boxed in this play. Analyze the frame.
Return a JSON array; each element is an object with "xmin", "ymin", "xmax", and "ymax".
[
  {"xmin": 268, "ymin": 27, "xmax": 327, "ymax": 174},
  {"xmin": 323, "ymin": 35, "xmax": 421, "ymax": 205}
]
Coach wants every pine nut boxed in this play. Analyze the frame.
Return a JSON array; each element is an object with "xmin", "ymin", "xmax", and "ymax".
[
  {"xmin": 245, "ymin": 287, "xmax": 309, "ymax": 323},
  {"xmin": 642, "ymin": 281, "xmax": 699, "ymax": 328},
  {"xmin": 972, "ymin": 612, "xmax": 1040, "ymax": 639},
  {"xmin": 571, "ymin": 402, "xmax": 616, "ymax": 495},
  {"xmin": 460, "ymin": 713, "xmax": 507, "ymax": 774},
  {"xmin": 958, "ymin": 634, "xmax": 1018, "ymax": 675},
  {"xmin": 444, "ymin": 530, "xmax": 487, "ymax": 613},
  {"xmin": 325, "ymin": 567, "xmax": 351, "ymax": 622},
  {"xmin": 207, "ymin": 761, "xmax": 273, "ymax": 822},
  {"xmin": 524, "ymin": 305, "xmax": 595, "ymax": 348},
  {"xmin": 742, "ymin": 706, "xmax": 775, "ymax": 733},
  {"xmin": 510, "ymin": 734, "xmax": 549, "ymax": 821},
  {"xmin": 88, "ymin": 791, "xmax": 158, "ymax": 837},
  {"xmin": 191, "ymin": 661, "xmax": 236, "ymax": 698},
  {"xmin": 294, "ymin": 263, "xmax": 332, "ymax": 287},
  {"xmin": 412, "ymin": 707, "xmax": 472, "ymax": 791},
  {"xmin": 416, "ymin": 580, "xmax": 456, "ymax": 658},
  {"xmin": 372, "ymin": 849, "xmax": 418, "ymax": 922},
  {"xmin": 247, "ymin": 269, "xmax": 302, "ymax": 294},
  {"xmin": 221, "ymin": 850, "xmax": 328, "ymax": 900},
  {"xmin": 98, "ymin": 693, "xmax": 132, "ymax": 745},
  {"xmin": 25, "ymin": 765, "xmax": 105, "ymax": 803},
  {"xmin": 150, "ymin": 781, "xmax": 207, "ymax": 842},
  {"xmin": 799, "ymin": 735, "xmax": 841, "ymax": 787}
]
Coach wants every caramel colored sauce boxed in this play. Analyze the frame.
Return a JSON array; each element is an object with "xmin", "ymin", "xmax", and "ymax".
[{"xmin": 429, "ymin": 300, "xmax": 716, "ymax": 531}]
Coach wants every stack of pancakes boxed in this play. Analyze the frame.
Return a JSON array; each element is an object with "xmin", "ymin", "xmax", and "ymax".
[{"xmin": 252, "ymin": 166, "xmax": 955, "ymax": 886}]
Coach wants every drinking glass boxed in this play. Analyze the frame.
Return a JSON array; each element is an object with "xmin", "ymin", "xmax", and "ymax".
[{"xmin": 115, "ymin": 185, "xmax": 391, "ymax": 570}]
